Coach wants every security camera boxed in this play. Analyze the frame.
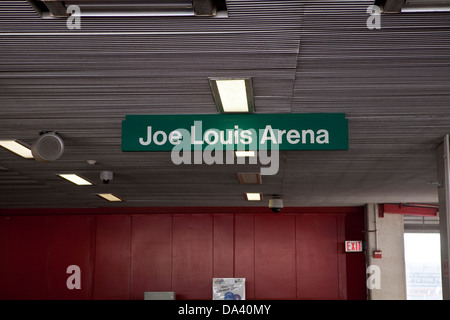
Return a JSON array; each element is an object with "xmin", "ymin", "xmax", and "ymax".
[
  {"xmin": 100, "ymin": 171, "xmax": 113, "ymax": 184},
  {"xmin": 268, "ymin": 196, "xmax": 283, "ymax": 213}
]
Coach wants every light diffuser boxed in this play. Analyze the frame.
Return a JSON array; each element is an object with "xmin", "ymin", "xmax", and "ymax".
[
  {"xmin": 235, "ymin": 151, "xmax": 256, "ymax": 157},
  {"xmin": 97, "ymin": 193, "xmax": 123, "ymax": 202},
  {"xmin": 245, "ymin": 193, "xmax": 262, "ymax": 201},
  {"xmin": 209, "ymin": 78, "xmax": 255, "ymax": 113},
  {"xmin": 0, "ymin": 140, "xmax": 33, "ymax": 159},
  {"xmin": 58, "ymin": 174, "xmax": 93, "ymax": 186}
]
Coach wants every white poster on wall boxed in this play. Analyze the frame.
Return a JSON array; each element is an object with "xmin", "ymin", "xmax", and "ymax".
[{"xmin": 212, "ymin": 278, "xmax": 245, "ymax": 300}]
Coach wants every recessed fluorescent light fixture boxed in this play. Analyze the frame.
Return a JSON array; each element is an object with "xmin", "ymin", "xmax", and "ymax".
[
  {"xmin": 209, "ymin": 78, "xmax": 255, "ymax": 113},
  {"xmin": 235, "ymin": 150, "xmax": 256, "ymax": 158},
  {"xmin": 97, "ymin": 193, "xmax": 123, "ymax": 202},
  {"xmin": 58, "ymin": 174, "xmax": 93, "ymax": 186},
  {"xmin": 0, "ymin": 140, "xmax": 33, "ymax": 159},
  {"xmin": 238, "ymin": 173, "xmax": 262, "ymax": 185},
  {"xmin": 245, "ymin": 192, "xmax": 262, "ymax": 201}
]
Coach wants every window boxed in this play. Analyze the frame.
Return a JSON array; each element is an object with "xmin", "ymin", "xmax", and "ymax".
[{"xmin": 404, "ymin": 233, "xmax": 442, "ymax": 300}]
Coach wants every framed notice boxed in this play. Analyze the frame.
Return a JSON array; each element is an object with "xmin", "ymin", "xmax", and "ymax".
[{"xmin": 212, "ymin": 278, "xmax": 245, "ymax": 300}]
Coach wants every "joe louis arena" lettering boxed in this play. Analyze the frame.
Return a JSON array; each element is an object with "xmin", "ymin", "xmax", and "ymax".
[{"xmin": 139, "ymin": 122, "xmax": 329, "ymax": 148}]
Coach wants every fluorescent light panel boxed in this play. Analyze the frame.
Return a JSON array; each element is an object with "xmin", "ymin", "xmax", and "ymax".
[
  {"xmin": 209, "ymin": 78, "xmax": 254, "ymax": 113},
  {"xmin": 235, "ymin": 150, "xmax": 256, "ymax": 157},
  {"xmin": 0, "ymin": 140, "xmax": 33, "ymax": 159},
  {"xmin": 97, "ymin": 193, "xmax": 123, "ymax": 202},
  {"xmin": 245, "ymin": 193, "xmax": 262, "ymax": 201},
  {"xmin": 58, "ymin": 174, "xmax": 92, "ymax": 186},
  {"xmin": 216, "ymin": 79, "xmax": 248, "ymax": 112}
]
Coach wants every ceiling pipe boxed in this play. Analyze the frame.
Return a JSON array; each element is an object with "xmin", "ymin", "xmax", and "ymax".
[{"xmin": 378, "ymin": 203, "xmax": 439, "ymax": 218}]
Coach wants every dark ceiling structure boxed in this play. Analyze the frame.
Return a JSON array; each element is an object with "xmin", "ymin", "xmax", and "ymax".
[{"xmin": 0, "ymin": 0, "xmax": 449, "ymax": 208}]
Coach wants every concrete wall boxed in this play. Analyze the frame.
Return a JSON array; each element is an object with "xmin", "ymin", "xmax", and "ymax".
[{"xmin": 365, "ymin": 204, "xmax": 407, "ymax": 300}]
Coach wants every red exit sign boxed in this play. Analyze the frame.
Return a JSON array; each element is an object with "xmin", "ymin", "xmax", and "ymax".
[{"xmin": 345, "ymin": 241, "xmax": 363, "ymax": 252}]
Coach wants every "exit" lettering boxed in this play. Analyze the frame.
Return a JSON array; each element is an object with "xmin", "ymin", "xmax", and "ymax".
[{"xmin": 345, "ymin": 240, "xmax": 363, "ymax": 252}]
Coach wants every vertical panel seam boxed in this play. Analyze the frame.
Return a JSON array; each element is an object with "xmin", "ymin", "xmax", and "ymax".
[
  {"xmin": 212, "ymin": 214, "xmax": 215, "ymax": 279},
  {"xmin": 253, "ymin": 214, "xmax": 256, "ymax": 298},
  {"xmin": 337, "ymin": 216, "xmax": 341, "ymax": 299},
  {"xmin": 233, "ymin": 213, "xmax": 235, "ymax": 278},
  {"xmin": 91, "ymin": 215, "xmax": 97, "ymax": 300},
  {"xmin": 46, "ymin": 216, "xmax": 50, "ymax": 300},
  {"xmin": 129, "ymin": 214, "xmax": 133, "ymax": 300},
  {"xmin": 294, "ymin": 215, "xmax": 298, "ymax": 300},
  {"xmin": 337, "ymin": 215, "xmax": 347, "ymax": 300},
  {"xmin": 170, "ymin": 214, "xmax": 174, "ymax": 293}
]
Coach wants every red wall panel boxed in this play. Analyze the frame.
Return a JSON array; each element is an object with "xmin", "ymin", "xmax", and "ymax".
[
  {"xmin": 172, "ymin": 215, "xmax": 213, "ymax": 300},
  {"xmin": 296, "ymin": 215, "xmax": 346, "ymax": 299},
  {"xmin": 4, "ymin": 216, "xmax": 49, "ymax": 299},
  {"xmin": 47, "ymin": 215, "xmax": 93, "ymax": 300},
  {"xmin": 213, "ymin": 214, "xmax": 234, "ymax": 278},
  {"xmin": 234, "ymin": 215, "xmax": 255, "ymax": 299},
  {"xmin": 0, "ymin": 207, "xmax": 366, "ymax": 300},
  {"xmin": 93, "ymin": 215, "xmax": 131, "ymax": 300},
  {"xmin": 254, "ymin": 215, "xmax": 297, "ymax": 299},
  {"xmin": 130, "ymin": 214, "xmax": 172, "ymax": 300}
]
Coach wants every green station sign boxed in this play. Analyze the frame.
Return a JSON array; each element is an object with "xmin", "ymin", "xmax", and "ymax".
[{"xmin": 122, "ymin": 113, "xmax": 348, "ymax": 152}]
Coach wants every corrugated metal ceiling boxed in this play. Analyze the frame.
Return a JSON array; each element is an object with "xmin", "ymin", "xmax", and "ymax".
[{"xmin": 0, "ymin": 0, "xmax": 449, "ymax": 208}]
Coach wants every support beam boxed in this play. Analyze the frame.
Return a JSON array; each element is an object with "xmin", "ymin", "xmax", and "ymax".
[
  {"xmin": 378, "ymin": 203, "xmax": 438, "ymax": 218},
  {"xmin": 192, "ymin": 0, "xmax": 216, "ymax": 16},
  {"xmin": 365, "ymin": 204, "xmax": 406, "ymax": 299},
  {"xmin": 375, "ymin": 0, "xmax": 406, "ymax": 13},
  {"xmin": 42, "ymin": 0, "xmax": 69, "ymax": 17},
  {"xmin": 437, "ymin": 135, "xmax": 450, "ymax": 300}
]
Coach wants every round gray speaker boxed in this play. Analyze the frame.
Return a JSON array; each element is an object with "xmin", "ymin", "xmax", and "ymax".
[{"xmin": 31, "ymin": 132, "xmax": 64, "ymax": 163}]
